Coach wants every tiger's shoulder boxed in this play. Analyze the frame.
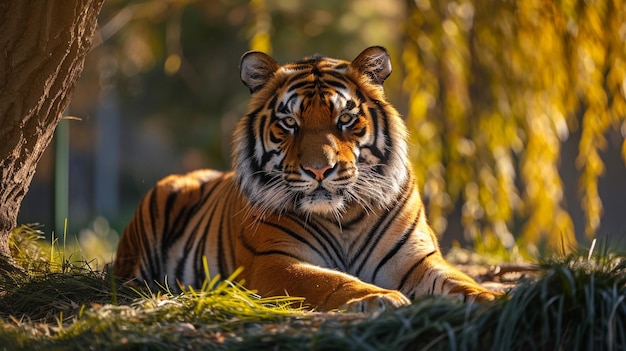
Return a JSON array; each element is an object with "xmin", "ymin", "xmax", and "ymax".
[
  {"xmin": 148, "ymin": 169, "xmax": 239, "ymax": 206},
  {"xmin": 156, "ymin": 169, "xmax": 229, "ymax": 191}
]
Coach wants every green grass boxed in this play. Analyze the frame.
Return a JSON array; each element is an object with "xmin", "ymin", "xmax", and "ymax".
[{"xmin": 1, "ymin": 226, "xmax": 625, "ymax": 350}]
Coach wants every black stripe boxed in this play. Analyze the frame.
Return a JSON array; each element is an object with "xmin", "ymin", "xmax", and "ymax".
[
  {"xmin": 259, "ymin": 114, "xmax": 268, "ymax": 155},
  {"xmin": 441, "ymin": 278, "xmax": 450, "ymax": 294},
  {"xmin": 342, "ymin": 209, "xmax": 367, "ymax": 229},
  {"xmin": 243, "ymin": 105, "xmax": 267, "ymax": 160},
  {"xmin": 327, "ymin": 100, "xmax": 335, "ymax": 114},
  {"xmin": 246, "ymin": 106, "xmax": 265, "ymax": 121},
  {"xmin": 324, "ymin": 70, "xmax": 349, "ymax": 81},
  {"xmin": 175, "ymin": 198, "xmax": 219, "ymax": 283},
  {"xmin": 240, "ymin": 232, "xmax": 303, "ymax": 260},
  {"xmin": 227, "ymin": 202, "xmax": 238, "ymax": 276},
  {"xmin": 350, "ymin": 207, "xmax": 396, "ymax": 272},
  {"xmin": 353, "ymin": 126, "xmax": 366, "ymax": 137},
  {"xmin": 277, "ymin": 101, "xmax": 288, "ymax": 114},
  {"xmin": 137, "ymin": 209, "xmax": 155, "ymax": 281},
  {"xmin": 174, "ymin": 178, "xmax": 225, "ymax": 282},
  {"xmin": 371, "ymin": 212, "xmax": 421, "ymax": 282},
  {"xmin": 290, "ymin": 215, "xmax": 346, "ymax": 269},
  {"xmin": 351, "ymin": 185, "xmax": 413, "ymax": 273},
  {"xmin": 217, "ymin": 204, "xmax": 229, "ymax": 279},
  {"xmin": 398, "ymin": 250, "xmax": 437, "ymax": 292},
  {"xmin": 293, "ymin": 55, "xmax": 324, "ymax": 65},
  {"xmin": 348, "ymin": 174, "xmax": 413, "ymax": 263},
  {"xmin": 346, "ymin": 100, "xmax": 356, "ymax": 110},
  {"xmin": 325, "ymin": 79, "xmax": 347, "ymax": 90},
  {"xmin": 147, "ymin": 190, "xmax": 162, "ymax": 279},
  {"xmin": 267, "ymin": 94, "xmax": 278, "ymax": 110},
  {"xmin": 311, "ymin": 65, "xmax": 322, "ymax": 77},
  {"xmin": 379, "ymin": 107, "xmax": 392, "ymax": 158},
  {"xmin": 288, "ymin": 80, "xmax": 312, "ymax": 92},
  {"xmin": 367, "ymin": 107, "xmax": 387, "ymax": 162},
  {"xmin": 139, "ymin": 264, "xmax": 152, "ymax": 285},
  {"xmin": 277, "ymin": 93, "xmax": 301, "ymax": 115},
  {"xmin": 194, "ymin": 226, "xmax": 209, "ymax": 286},
  {"xmin": 355, "ymin": 88, "xmax": 366, "ymax": 102},
  {"xmin": 286, "ymin": 70, "xmax": 312, "ymax": 82},
  {"xmin": 352, "ymin": 213, "xmax": 398, "ymax": 275},
  {"xmin": 268, "ymin": 130, "xmax": 282, "ymax": 144},
  {"xmin": 166, "ymin": 180, "xmax": 216, "ymax": 245},
  {"xmin": 260, "ymin": 220, "xmax": 331, "ymax": 266},
  {"xmin": 257, "ymin": 172, "xmax": 280, "ymax": 188},
  {"xmin": 245, "ymin": 116, "xmax": 258, "ymax": 162},
  {"xmin": 159, "ymin": 191, "xmax": 179, "ymax": 238}
]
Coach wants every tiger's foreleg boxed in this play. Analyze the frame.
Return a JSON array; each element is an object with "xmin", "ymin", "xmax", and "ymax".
[
  {"xmin": 401, "ymin": 251, "xmax": 502, "ymax": 302},
  {"xmin": 241, "ymin": 257, "xmax": 410, "ymax": 312}
]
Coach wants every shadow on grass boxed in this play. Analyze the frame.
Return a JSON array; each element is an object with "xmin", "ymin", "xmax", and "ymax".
[{"xmin": 0, "ymin": 229, "xmax": 624, "ymax": 351}]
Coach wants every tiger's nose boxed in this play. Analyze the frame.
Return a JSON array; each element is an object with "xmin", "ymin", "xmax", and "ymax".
[{"xmin": 302, "ymin": 164, "xmax": 335, "ymax": 181}]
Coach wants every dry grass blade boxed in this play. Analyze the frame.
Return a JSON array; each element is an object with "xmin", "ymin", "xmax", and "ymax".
[{"xmin": 0, "ymin": 227, "xmax": 624, "ymax": 350}]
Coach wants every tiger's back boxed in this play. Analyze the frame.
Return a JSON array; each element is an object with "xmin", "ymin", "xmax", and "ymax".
[
  {"xmin": 114, "ymin": 46, "xmax": 501, "ymax": 311},
  {"xmin": 114, "ymin": 170, "xmax": 244, "ymax": 287}
]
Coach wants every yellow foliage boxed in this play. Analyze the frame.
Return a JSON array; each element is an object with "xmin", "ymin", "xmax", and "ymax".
[
  {"xmin": 248, "ymin": 0, "xmax": 272, "ymax": 53},
  {"xmin": 403, "ymin": 0, "xmax": 626, "ymax": 254}
]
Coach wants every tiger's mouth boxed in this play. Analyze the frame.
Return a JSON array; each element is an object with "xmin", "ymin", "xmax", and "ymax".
[{"xmin": 296, "ymin": 187, "xmax": 345, "ymax": 214}]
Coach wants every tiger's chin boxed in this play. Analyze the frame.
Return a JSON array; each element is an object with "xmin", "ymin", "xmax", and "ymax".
[{"xmin": 297, "ymin": 190, "xmax": 345, "ymax": 215}]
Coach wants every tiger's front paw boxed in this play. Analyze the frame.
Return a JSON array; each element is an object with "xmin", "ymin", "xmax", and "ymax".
[
  {"xmin": 452, "ymin": 285, "xmax": 504, "ymax": 302},
  {"xmin": 470, "ymin": 290, "xmax": 503, "ymax": 302},
  {"xmin": 340, "ymin": 290, "xmax": 411, "ymax": 313}
]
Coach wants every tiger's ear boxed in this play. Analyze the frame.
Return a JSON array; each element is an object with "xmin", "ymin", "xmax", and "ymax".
[
  {"xmin": 351, "ymin": 46, "xmax": 392, "ymax": 86},
  {"xmin": 240, "ymin": 51, "xmax": 280, "ymax": 94}
]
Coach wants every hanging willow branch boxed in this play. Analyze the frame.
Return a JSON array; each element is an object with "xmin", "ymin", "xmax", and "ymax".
[
  {"xmin": 248, "ymin": 0, "xmax": 272, "ymax": 53},
  {"xmin": 403, "ymin": 0, "xmax": 626, "ymax": 254}
]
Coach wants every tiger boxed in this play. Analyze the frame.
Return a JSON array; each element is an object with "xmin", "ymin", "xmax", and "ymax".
[{"xmin": 114, "ymin": 46, "xmax": 501, "ymax": 312}]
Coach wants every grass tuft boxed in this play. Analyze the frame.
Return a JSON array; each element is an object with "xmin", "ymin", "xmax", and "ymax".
[{"xmin": 1, "ymin": 227, "xmax": 625, "ymax": 350}]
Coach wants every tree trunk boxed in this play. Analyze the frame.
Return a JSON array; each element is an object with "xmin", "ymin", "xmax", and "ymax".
[{"xmin": 0, "ymin": 0, "xmax": 104, "ymax": 259}]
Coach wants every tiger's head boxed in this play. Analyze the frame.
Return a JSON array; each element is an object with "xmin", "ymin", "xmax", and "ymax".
[{"xmin": 233, "ymin": 46, "xmax": 409, "ymax": 219}]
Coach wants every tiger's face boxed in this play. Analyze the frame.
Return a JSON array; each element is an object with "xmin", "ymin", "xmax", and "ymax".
[{"xmin": 234, "ymin": 46, "xmax": 409, "ymax": 218}]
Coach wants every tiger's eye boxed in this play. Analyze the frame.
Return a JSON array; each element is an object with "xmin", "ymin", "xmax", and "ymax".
[
  {"xmin": 338, "ymin": 114, "xmax": 355, "ymax": 126},
  {"xmin": 281, "ymin": 117, "xmax": 297, "ymax": 129}
]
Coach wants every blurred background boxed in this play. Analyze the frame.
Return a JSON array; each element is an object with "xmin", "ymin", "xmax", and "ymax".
[{"xmin": 17, "ymin": 0, "xmax": 626, "ymax": 265}]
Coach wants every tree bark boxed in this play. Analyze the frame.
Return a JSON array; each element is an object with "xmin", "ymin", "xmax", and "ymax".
[{"xmin": 0, "ymin": 0, "xmax": 104, "ymax": 259}]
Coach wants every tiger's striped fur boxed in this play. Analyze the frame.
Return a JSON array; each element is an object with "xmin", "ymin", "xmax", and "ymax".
[{"xmin": 114, "ymin": 46, "xmax": 500, "ymax": 311}]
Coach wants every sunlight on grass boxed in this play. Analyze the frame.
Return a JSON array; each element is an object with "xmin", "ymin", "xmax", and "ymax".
[{"xmin": 1, "ymin": 225, "xmax": 625, "ymax": 350}]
